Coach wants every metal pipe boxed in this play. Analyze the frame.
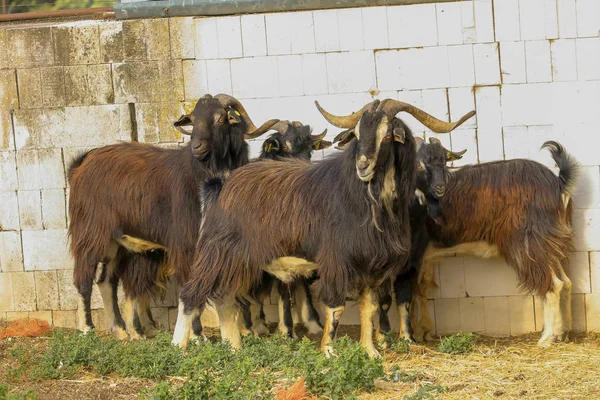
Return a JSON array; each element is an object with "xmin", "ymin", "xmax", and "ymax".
[{"xmin": 0, "ymin": 7, "xmax": 114, "ymax": 22}]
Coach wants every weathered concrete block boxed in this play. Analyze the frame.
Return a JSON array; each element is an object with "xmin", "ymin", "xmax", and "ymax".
[
  {"xmin": 60, "ymin": 105, "xmax": 124, "ymax": 147},
  {"xmin": 17, "ymin": 148, "xmax": 65, "ymax": 189},
  {"xmin": 29, "ymin": 311, "xmax": 53, "ymax": 324},
  {"xmin": 41, "ymin": 189, "xmax": 66, "ymax": 229},
  {"xmin": 0, "ymin": 191, "xmax": 19, "ymax": 231},
  {"xmin": 182, "ymin": 60, "xmax": 208, "ymax": 101},
  {"xmin": 158, "ymin": 102, "xmax": 185, "ymax": 143},
  {"xmin": 17, "ymin": 190, "xmax": 43, "ymax": 230},
  {"xmin": 0, "ymin": 151, "xmax": 18, "ymax": 191},
  {"xmin": 11, "ymin": 271, "xmax": 36, "ymax": 311},
  {"xmin": 64, "ymin": 66, "xmax": 88, "ymax": 106},
  {"xmin": 0, "ymin": 111, "xmax": 14, "ymax": 151},
  {"xmin": 88, "ymin": 64, "xmax": 115, "ymax": 105},
  {"xmin": 170, "ymin": 17, "xmax": 195, "ymax": 59},
  {"xmin": 150, "ymin": 307, "xmax": 170, "ymax": 330},
  {"xmin": 35, "ymin": 271, "xmax": 60, "ymax": 310},
  {"xmin": 53, "ymin": 310, "xmax": 78, "ymax": 329},
  {"xmin": 0, "ymin": 27, "xmax": 54, "ymax": 68},
  {"xmin": 65, "ymin": 65, "xmax": 114, "ymax": 106},
  {"xmin": 22, "ymin": 229, "xmax": 73, "ymax": 271},
  {"xmin": 0, "ymin": 273, "xmax": 14, "ymax": 311},
  {"xmin": 13, "ymin": 109, "xmax": 64, "ymax": 149},
  {"xmin": 99, "ymin": 21, "xmax": 124, "ymax": 63},
  {"xmin": 123, "ymin": 19, "xmax": 170, "ymax": 61},
  {"xmin": 113, "ymin": 61, "xmax": 183, "ymax": 103},
  {"xmin": 0, "ymin": 69, "xmax": 19, "ymax": 110},
  {"xmin": 0, "ymin": 232, "xmax": 23, "ymax": 273},
  {"xmin": 16, "ymin": 69, "xmax": 42, "ymax": 109},
  {"xmin": 57, "ymin": 269, "xmax": 78, "ymax": 310},
  {"xmin": 53, "ymin": 22, "xmax": 101, "ymax": 65},
  {"xmin": 41, "ymin": 67, "xmax": 66, "ymax": 108},
  {"xmin": 136, "ymin": 103, "xmax": 159, "ymax": 143}
]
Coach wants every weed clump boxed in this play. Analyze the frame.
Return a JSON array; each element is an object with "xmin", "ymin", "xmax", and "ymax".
[
  {"xmin": 437, "ymin": 332, "xmax": 476, "ymax": 354},
  {"xmin": 384, "ymin": 331, "xmax": 411, "ymax": 353},
  {"xmin": 0, "ymin": 383, "xmax": 37, "ymax": 400}
]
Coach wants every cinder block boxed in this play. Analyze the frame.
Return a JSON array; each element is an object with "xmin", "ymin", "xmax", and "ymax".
[
  {"xmin": 123, "ymin": 19, "xmax": 170, "ymax": 61},
  {"xmin": 387, "ymin": 4, "xmax": 438, "ymax": 48},
  {"xmin": 41, "ymin": 67, "xmax": 66, "ymax": 107},
  {"xmin": 586, "ymin": 293, "xmax": 600, "ymax": 331},
  {"xmin": 0, "ymin": 232, "xmax": 23, "ymax": 273},
  {"xmin": 0, "ymin": 192, "xmax": 19, "ymax": 231},
  {"xmin": 16, "ymin": 68, "xmax": 42, "ymax": 109},
  {"xmin": 277, "ymin": 55, "xmax": 303, "ymax": 97},
  {"xmin": 474, "ymin": 0, "xmax": 495, "ymax": 43},
  {"xmin": 576, "ymin": 38, "xmax": 600, "ymax": 81},
  {"xmin": 591, "ymin": 252, "xmax": 600, "ymax": 293},
  {"xmin": 525, "ymin": 40, "xmax": 552, "ymax": 83},
  {"xmin": 464, "ymin": 256, "xmax": 522, "ymax": 297},
  {"xmin": 158, "ymin": 103, "xmax": 185, "ymax": 143},
  {"xmin": 500, "ymin": 41, "xmax": 526, "ymax": 84},
  {"xmin": 57, "ymin": 270, "xmax": 78, "ymax": 310},
  {"xmin": 41, "ymin": 189, "xmax": 66, "ymax": 229},
  {"xmin": 53, "ymin": 310, "xmax": 77, "ymax": 329},
  {"xmin": 18, "ymin": 190, "xmax": 42, "ymax": 230},
  {"xmin": 397, "ymin": 47, "xmax": 451, "ymax": 90},
  {"xmin": 241, "ymin": 15, "xmax": 267, "ymax": 57},
  {"xmin": 136, "ymin": 103, "xmax": 159, "ymax": 144},
  {"xmin": 11, "ymin": 272, "xmax": 36, "ymax": 312},
  {"xmin": 35, "ymin": 271, "xmax": 59, "ymax": 310},
  {"xmin": 194, "ymin": 18, "xmax": 219, "ymax": 60},
  {"xmin": 183, "ymin": 60, "xmax": 208, "ymax": 101},
  {"xmin": 573, "ymin": 167, "xmax": 600, "ymax": 209},
  {"xmin": 29, "ymin": 311, "xmax": 52, "ymax": 324},
  {"xmin": 473, "ymin": 43, "xmax": 500, "ymax": 85},
  {"xmin": 567, "ymin": 252, "xmax": 591, "ymax": 294},
  {"xmin": 64, "ymin": 66, "xmax": 88, "ymax": 107},
  {"xmin": 500, "ymin": 83, "xmax": 553, "ymax": 126},
  {"xmin": 150, "ymin": 307, "xmax": 170, "ymax": 330},
  {"xmin": 519, "ymin": 0, "xmax": 558, "ymax": 40},
  {"xmin": 502, "ymin": 126, "xmax": 529, "ymax": 160},
  {"xmin": 508, "ymin": 295, "xmax": 535, "ymax": 336},
  {"xmin": 438, "ymin": 257, "xmax": 466, "ymax": 298},
  {"xmin": 266, "ymin": 12, "xmax": 314, "ymax": 56},
  {"xmin": 474, "ymin": 86, "xmax": 503, "ymax": 162},
  {"xmin": 17, "ymin": 148, "xmax": 65, "ymax": 190},
  {"xmin": 326, "ymin": 51, "xmax": 376, "ymax": 94},
  {"xmin": 206, "ymin": 59, "xmax": 232, "ymax": 95},
  {"xmin": 216, "ymin": 16, "xmax": 243, "ymax": 59},
  {"xmin": 61, "ymin": 105, "xmax": 126, "ymax": 147},
  {"xmin": 551, "ymin": 39, "xmax": 577, "ymax": 81},
  {"xmin": 434, "ymin": 298, "xmax": 460, "ymax": 335},
  {"xmin": 313, "ymin": 10, "xmax": 340, "ymax": 53},
  {"xmin": 0, "ymin": 112, "xmax": 13, "ymax": 152},
  {"xmin": 0, "ymin": 273, "xmax": 14, "ymax": 311},
  {"xmin": 459, "ymin": 297, "xmax": 485, "ymax": 333},
  {"xmin": 576, "ymin": 0, "xmax": 600, "ymax": 38},
  {"xmin": 493, "ymin": 0, "xmax": 520, "ymax": 42},
  {"xmin": 53, "ymin": 23, "xmax": 101, "ymax": 65},
  {"xmin": 436, "ymin": 2, "xmax": 463, "ymax": 46},
  {"xmin": 421, "ymin": 89, "xmax": 449, "ymax": 137},
  {"xmin": 338, "ymin": 9, "xmax": 364, "ymax": 51},
  {"xmin": 0, "ymin": 151, "xmax": 18, "ymax": 191},
  {"xmin": 573, "ymin": 209, "xmax": 600, "ymax": 252},
  {"xmin": 5, "ymin": 311, "xmax": 29, "ymax": 321},
  {"xmin": 170, "ymin": 17, "xmax": 195, "ymax": 59},
  {"xmin": 99, "ymin": 21, "xmax": 124, "ymax": 63},
  {"xmin": 448, "ymin": 87, "xmax": 477, "ymax": 129},
  {"xmin": 362, "ymin": 7, "xmax": 389, "ymax": 50},
  {"xmin": 301, "ymin": 54, "xmax": 328, "ymax": 96},
  {"xmin": 571, "ymin": 293, "xmax": 586, "ymax": 332},
  {"xmin": 1, "ymin": 27, "xmax": 54, "ymax": 68},
  {"xmin": 448, "ymin": 45, "xmax": 475, "ymax": 87},
  {"xmin": 557, "ymin": 0, "xmax": 577, "ymax": 39},
  {"xmin": 0, "ymin": 69, "xmax": 18, "ymax": 110},
  {"xmin": 13, "ymin": 108, "xmax": 64, "ymax": 150},
  {"xmin": 87, "ymin": 64, "xmax": 115, "ymax": 105},
  {"xmin": 483, "ymin": 296, "xmax": 510, "ymax": 336},
  {"xmin": 450, "ymin": 128, "xmax": 478, "ymax": 166},
  {"xmin": 112, "ymin": 62, "xmax": 160, "ymax": 103},
  {"xmin": 375, "ymin": 50, "xmax": 402, "ymax": 91},
  {"xmin": 22, "ymin": 230, "xmax": 73, "ymax": 271}
]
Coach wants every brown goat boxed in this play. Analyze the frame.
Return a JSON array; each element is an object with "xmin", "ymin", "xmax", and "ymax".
[
  {"xmin": 173, "ymin": 99, "xmax": 475, "ymax": 357},
  {"xmin": 68, "ymin": 94, "xmax": 278, "ymax": 340},
  {"xmin": 409, "ymin": 141, "xmax": 578, "ymax": 347}
]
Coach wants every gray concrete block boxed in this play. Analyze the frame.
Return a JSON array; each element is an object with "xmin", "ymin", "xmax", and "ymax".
[
  {"xmin": 0, "ymin": 231, "xmax": 23, "ymax": 272},
  {"xmin": 42, "ymin": 189, "xmax": 66, "ymax": 229},
  {"xmin": 0, "ymin": 191, "xmax": 20, "ymax": 231},
  {"xmin": 0, "ymin": 69, "xmax": 19, "ymax": 110},
  {"xmin": 13, "ymin": 109, "xmax": 64, "ymax": 149},
  {"xmin": 53, "ymin": 23, "xmax": 101, "ymax": 65},
  {"xmin": 0, "ymin": 111, "xmax": 14, "ymax": 151},
  {"xmin": 17, "ymin": 190, "xmax": 42, "ymax": 230},
  {"xmin": 16, "ymin": 148, "xmax": 66, "ymax": 190},
  {"xmin": 16, "ymin": 69, "xmax": 42, "ymax": 109},
  {"xmin": 0, "ymin": 151, "xmax": 18, "ymax": 191},
  {"xmin": 22, "ymin": 229, "xmax": 73, "ymax": 271}
]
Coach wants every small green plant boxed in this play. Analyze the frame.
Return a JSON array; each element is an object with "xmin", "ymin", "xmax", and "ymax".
[
  {"xmin": 387, "ymin": 366, "xmax": 423, "ymax": 383},
  {"xmin": 384, "ymin": 331, "xmax": 411, "ymax": 353},
  {"xmin": 0, "ymin": 384, "xmax": 37, "ymax": 400},
  {"xmin": 404, "ymin": 384, "xmax": 447, "ymax": 400},
  {"xmin": 437, "ymin": 332, "xmax": 476, "ymax": 354}
]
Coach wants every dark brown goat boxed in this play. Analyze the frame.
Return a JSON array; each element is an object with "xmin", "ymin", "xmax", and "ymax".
[
  {"xmin": 402, "ymin": 141, "xmax": 578, "ymax": 347},
  {"xmin": 68, "ymin": 94, "xmax": 278, "ymax": 340},
  {"xmin": 173, "ymin": 99, "xmax": 475, "ymax": 357}
]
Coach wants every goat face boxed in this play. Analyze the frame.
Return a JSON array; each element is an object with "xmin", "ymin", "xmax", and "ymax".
[
  {"xmin": 261, "ymin": 121, "xmax": 331, "ymax": 161},
  {"xmin": 174, "ymin": 94, "xmax": 279, "ymax": 160},
  {"xmin": 415, "ymin": 137, "xmax": 466, "ymax": 198}
]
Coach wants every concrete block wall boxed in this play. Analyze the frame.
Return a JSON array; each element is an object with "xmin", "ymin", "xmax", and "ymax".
[{"xmin": 1, "ymin": 0, "xmax": 599, "ymax": 338}]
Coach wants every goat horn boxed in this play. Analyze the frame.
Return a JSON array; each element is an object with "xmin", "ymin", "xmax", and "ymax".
[
  {"xmin": 270, "ymin": 121, "xmax": 291, "ymax": 134},
  {"xmin": 314, "ymin": 100, "xmax": 375, "ymax": 129},
  {"xmin": 379, "ymin": 99, "xmax": 475, "ymax": 133},
  {"xmin": 214, "ymin": 94, "xmax": 279, "ymax": 139},
  {"xmin": 175, "ymin": 126, "xmax": 192, "ymax": 136},
  {"xmin": 332, "ymin": 128, "xmax": 353, "ymax": 143},
  {"xmin": 428, "ymin": 137, "xmax": 467, "ymax": 160},
  {"xmin": 311, "ymin": 128, "xmax": 328, "ymax": 141}
]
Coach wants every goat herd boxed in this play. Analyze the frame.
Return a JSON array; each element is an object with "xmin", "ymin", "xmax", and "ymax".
[{"xmin": 67, "ymin": 93, "xmax": 579, "ymax": 359}]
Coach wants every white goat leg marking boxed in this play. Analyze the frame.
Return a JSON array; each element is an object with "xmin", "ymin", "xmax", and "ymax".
[
  {"xmin": 172, "ymin": 300, "xmax": 196, "ymax": 349},
  {"xmin": 296, "ymin": 285, "xmax": 322, "ymax": 335},
  {"xmin": 77, "ymin": 295, "xmax": 91, "ymax": 334}
]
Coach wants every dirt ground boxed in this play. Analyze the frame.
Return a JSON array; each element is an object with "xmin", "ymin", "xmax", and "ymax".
[{"xmin": 1, "ymin": 327, "xmax": 599, "ymax": 400}]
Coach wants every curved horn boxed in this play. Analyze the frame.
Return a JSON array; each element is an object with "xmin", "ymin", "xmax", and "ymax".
[
  {"xmin": 270, "ymin": 121, "xmax": 291, "ymax": 135},
  {"xmin": 379, "ymin": 99, "xmax": 476, "ymax": 133},
  {"xmin": 311, "ymin": 128, "xmax": 328, "ymax": 141},
  {"xmin": 314, "ymin": 100, "xmax": 375, "ymax": 129},
  {"xmin": 175, "ymin": 126, "xmax": 192, "ymax": 136},
  {"xmin": 333, "ymin": 128, "xmax": 353, "ymax": 143},
  {"xmin": 428, "ymin": 137, "xmax": 467, "ymax": 160},
  {"xmin": 214, "ymin": 94, "xmax": 279, "ymax": 139}
]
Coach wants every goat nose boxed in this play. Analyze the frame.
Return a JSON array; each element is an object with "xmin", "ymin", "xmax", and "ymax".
[
  {"xmin": 435, "ymin": 184, "xmax": 444, "ymax": 190},
  {"xmin": 357, "ymin": 159, "xmax": 369, "ymax": 171}
]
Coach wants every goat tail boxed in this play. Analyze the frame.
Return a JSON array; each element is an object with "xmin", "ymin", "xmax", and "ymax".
[
  {"xmin": 66, "ymin": 149, "xmax": 95, "ymax": 182},
  {"xmin": 541, "ymin": 140, "xmax": 579, "ymax": 201}
]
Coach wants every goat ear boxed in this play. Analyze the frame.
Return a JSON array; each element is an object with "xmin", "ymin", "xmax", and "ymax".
[
  {"xmin": 393, "ymin": 127, "xmax": 405, "ymax": 144},
  {"xmin": 313, "ymin": 139, "xmax": 332, "ymax": 150},
  {"xmin": 445, "ymin": 148, "xmax": 467, "ymax": 161},
  {"xmin": 174, "ymin": 114, "xmax": 192, "ymax": 127},
  {"xmin": 262, "ymin": 138, "xmax": 280, "ymax": 154},
  {"xmin": 227, "ymin": 109, "xmax": 242, "ymax": 125}
]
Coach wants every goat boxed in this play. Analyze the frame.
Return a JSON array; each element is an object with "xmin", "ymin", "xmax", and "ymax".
[
  {"xmin": 68, "ymin": 94, "xmax": 278, "ymax": 340},
  {"xmin": 379, "ymin": 140, "xmax": 578, "ymax": 348},
  {"xmin": 173, "ymin": 99, "xmax": 475, "ymax": 357}
]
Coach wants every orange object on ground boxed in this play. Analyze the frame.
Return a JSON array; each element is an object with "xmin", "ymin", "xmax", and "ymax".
[
  {"xmin": 0, "ymin": 318, "xmax": 52, "ymax": 339},
  {"xmin": 276, "ymin": 377, "xmax": 316, "ymax": 400}
]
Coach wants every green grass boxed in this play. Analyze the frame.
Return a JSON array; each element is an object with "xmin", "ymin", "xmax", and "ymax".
[
  {"xmin": 403, "ymin": 384, "xmax": 447, "ymax": 400},
  {"xmin": 6, "ymin": 330, "xmax": 384, "ymax": 400},
  {"xmin": 437, "ymin": 332, "xmax": 476, "ymax": 355},
  {"xmin": 0, "ymin": 384, "xmax": 37, "ymax": 400}
]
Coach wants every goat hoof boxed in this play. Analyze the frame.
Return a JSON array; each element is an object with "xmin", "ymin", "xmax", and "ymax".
[
  {"xmin": 112, "ymin": 327, "xmax": 129, "ymax": 341},
  {"xmin": 365, "ymin": 347, "xmax": 381, "ymax": 359},
  {"xmin": 322, "ymin": 345, "xmax": 336, "ymax": 358}
]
